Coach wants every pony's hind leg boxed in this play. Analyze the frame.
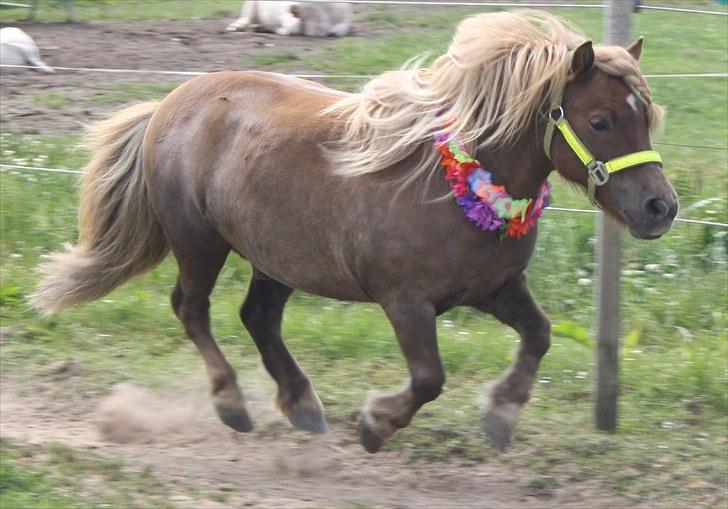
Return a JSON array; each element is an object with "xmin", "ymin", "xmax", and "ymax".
[
  {"xmin": 358, "ymin": 299, "xmax": 444, "ymax": 453},
  {"xmin": 479, "ymin": 274, "xmax": 550, "ymax": 451},
  {"xmin": 240, "ymin": 274, "xmax": 327, "ymax": 433},
  {"xmin": 172, "ymin": 243, "xmax": 253, "ymax": 433}
]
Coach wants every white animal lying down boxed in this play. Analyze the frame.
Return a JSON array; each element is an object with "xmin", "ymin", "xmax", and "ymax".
[
  {"xmin": 0, "ymin": 27, "xmax": 54, "ymax": 73},
  {"xmin": 227, "ymin": 1, "xmax": 352, "ymax": 37}
]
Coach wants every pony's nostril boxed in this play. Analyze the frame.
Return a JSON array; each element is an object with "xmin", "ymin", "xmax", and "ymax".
[{"xmin": 645, "ymin": 198, "xmax": 670, "ymax": 220}]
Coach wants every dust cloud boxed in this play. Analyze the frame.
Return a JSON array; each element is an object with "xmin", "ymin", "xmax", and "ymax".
[{"xmin": 95, "ymin": 382, "xmax": 212, "ymax": 444}]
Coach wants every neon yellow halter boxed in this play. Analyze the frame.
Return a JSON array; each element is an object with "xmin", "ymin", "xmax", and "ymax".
[{"xmin": 543, "ymin": 105, "xmax": 662, "ymax": 202}]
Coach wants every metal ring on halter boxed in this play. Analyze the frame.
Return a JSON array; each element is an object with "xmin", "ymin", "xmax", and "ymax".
[{"xmin": 549, "ymin": 106, "xmax": 565, "ymax": 124}]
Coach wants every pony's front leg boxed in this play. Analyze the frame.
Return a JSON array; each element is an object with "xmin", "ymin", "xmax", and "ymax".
[
  {"xmin": 478, "ymin": 274, "xmax": 550, "ymax": 451},
  {"xmin": 359, "ymin": 300, "xmax": 444, "ymax": 453}
]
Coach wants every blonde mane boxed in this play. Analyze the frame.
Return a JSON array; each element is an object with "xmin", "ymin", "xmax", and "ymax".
[{"xmin": 326, "ymin": 10, "xmax": 663, "ymax": 179}]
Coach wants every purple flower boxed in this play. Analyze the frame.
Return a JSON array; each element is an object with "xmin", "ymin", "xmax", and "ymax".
[
  {"xmin": 433, "ymin": 132, "xmax": 451, "ymax": 146},
  {"xmin": 457, "ymin": 194, "xmax": 503, "ymax": 231},
  {"xmin": 457, "ymin": 193, "xmax": 479, "ymax": 212}
]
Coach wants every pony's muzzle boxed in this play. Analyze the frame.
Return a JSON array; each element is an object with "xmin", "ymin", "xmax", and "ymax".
[{"xmin": 628, "ymin": 191, "xmax": 678, "ymax": 239}]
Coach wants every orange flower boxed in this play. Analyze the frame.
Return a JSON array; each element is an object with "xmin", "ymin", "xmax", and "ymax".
[
  {"xmin": 439, "ymin": 145, "xmax": 454, "ymax": 158},
  {"xmin": 505, "ymin": 216, "xmax": 532, "ymax": 238}
]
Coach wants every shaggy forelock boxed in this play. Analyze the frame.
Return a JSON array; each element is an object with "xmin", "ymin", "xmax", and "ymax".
[{"xmin": 594, "ymin": 46, "xmax": 665, "ymax": 132}]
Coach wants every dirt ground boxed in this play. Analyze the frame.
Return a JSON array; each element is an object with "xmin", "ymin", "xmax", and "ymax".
[
  {"xmin": 0, "ymin": 15, "xmax": 636, "ymax": 509},
  {"xmin": 0, "ymin": 369, "xmax": 633, "ymax": 509},
  {"xmin": 0, "ymin": 17, "xmax": 371, "ymax": 134}
]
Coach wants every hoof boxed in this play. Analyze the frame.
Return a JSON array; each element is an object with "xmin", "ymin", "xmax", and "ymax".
[
  {"xmin": 483, "ymin": 410, "xmax": 512, "ymax": 451},
  {"xmin": 358, "ymin": 414, "xmax": 386, "ymax": 454},
  {"xmin": 216, "ymin": 406, "xmax": 254, "ymax": 433},
  {"xmin": 483, "ymin": 402, "xmax": 520, "ymax": 452},
  {"xmin": 288, "ymin": 404, "xmax": 328, "ymax": 433},
  {"xmin": 279, "ymin": 385, "xmax": 328, "ymax": 433}
]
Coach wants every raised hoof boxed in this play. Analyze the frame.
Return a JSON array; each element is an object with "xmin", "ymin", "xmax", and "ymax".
[
  {"xmin": 358, "ymin": 415, "xmax": 386, "ymax": 454},
  {"xmin": 216, "ymin": 407, "xmax": 254, "ymax": 433},
  {"xmin": 483, "ymin": 409, "xmax": 513, "ymax": 452},
  {"xmin": 288, "ymin": 404, "xmax": 328, "ymax": 433}
]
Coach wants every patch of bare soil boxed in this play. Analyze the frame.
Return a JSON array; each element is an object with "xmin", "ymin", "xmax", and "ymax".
[
  {"xmin": 0, "ymin": 371, "xmax": 632, "ymax": 509},
  {"xmin": 0, "ymin": 16, "xmax": 373, "ymax": 134}
]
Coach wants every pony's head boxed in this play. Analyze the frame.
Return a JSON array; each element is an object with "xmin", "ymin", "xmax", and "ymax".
[{"xmin": 548, "ymin": 39, "xmax": 678, "ymax": 239}]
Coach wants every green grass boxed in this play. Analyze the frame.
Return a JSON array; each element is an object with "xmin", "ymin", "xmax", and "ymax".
[
  {"xmin": 309, "ymin": 7, "xmax": 600, "ymax": 76},
  {"xmin": 87, "ymin": 82, "xmax": 180, "ymax": 104},
  {"xmin": 0, "ymin": 439, "xmax": 177, "ymax": 509},
  {"xmin": 251, "ymin": 51, "xmax": 302, "ymax": 68},
  {"xmin": 1, "ymin": 4, "xmax": 727, "ymax": 508},
  {"xmin": 0, "ymin": 448, "xmax": 78, "ymax": 509},
  {"xmin": 30, "ymin": 92, "xmax": 72, "ymax": 110}
]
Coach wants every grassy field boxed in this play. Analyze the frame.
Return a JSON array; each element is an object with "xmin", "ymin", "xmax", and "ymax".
[
  {"xmin": 1, "ymin": 2, "xmax": 727, "ymax": 508},
  {"xmin": 0, "ymin": 438, "xmax": 180, "ymax": 509}
]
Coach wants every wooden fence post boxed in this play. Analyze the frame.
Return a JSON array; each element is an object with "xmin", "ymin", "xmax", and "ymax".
[{"xmin": 595, "ymin": 0, "xmax": 632, "ymax": 432}]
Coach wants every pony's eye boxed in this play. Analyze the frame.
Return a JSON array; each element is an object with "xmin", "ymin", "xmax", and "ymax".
[{"xmin": 589, "ymin": 117, "xmax": 610, "ymax": 132}]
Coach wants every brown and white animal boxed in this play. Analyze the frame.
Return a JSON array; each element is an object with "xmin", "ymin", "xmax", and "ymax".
[
  {"xmin": 0, "ymin": 27, "xmax": 54, "ymax": 73},
  {"xmin": 227, "ymin": 1, "xmax": 352, "ymax": 37},
  {"xmin": 33, "ymin": 11, "xmax": 676, "ymax": 453}
]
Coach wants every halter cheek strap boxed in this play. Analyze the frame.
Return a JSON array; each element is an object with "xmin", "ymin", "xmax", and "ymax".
[{"xmin": 544, "ymin": 105, "xmax": 663, "ymax": 203}]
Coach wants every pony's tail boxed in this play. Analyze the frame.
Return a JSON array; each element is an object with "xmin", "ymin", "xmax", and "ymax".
[{"xmin": 31, "ymin": 101, "xmax": 168, "ymax": 313}]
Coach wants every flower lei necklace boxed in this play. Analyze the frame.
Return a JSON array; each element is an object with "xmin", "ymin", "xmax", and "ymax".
[{"xmin": 434, "ymin": 131, "xmax": 551, "ymax": 238}]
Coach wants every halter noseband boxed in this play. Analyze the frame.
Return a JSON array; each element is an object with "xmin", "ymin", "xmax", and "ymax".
[{"xmin": 543, "ymin": 103, "xmax": 662, "ymax": 203}]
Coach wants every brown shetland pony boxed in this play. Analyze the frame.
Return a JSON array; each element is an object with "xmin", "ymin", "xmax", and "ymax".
[{"xmin": 32, "ymin": 11, "xmax": 677, "ymax": 452}]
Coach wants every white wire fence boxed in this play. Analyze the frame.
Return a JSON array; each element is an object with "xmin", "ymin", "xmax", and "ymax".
[{"xmin": 2, "ymin": 63, "xmax": 727, "ymax": 80}]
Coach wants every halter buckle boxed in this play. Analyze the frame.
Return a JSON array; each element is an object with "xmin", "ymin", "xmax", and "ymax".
[{"xmin": 588, "ymin": 161, "xmax": 609, "ymax": 186}]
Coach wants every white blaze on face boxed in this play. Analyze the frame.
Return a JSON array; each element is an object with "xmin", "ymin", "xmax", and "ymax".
[{"xmin": 627, "ymin": 93, "xmax": 639, "ymax": 113}]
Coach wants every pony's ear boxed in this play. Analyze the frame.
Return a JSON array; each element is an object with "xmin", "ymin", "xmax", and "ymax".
[
  {"xmin": 570, "ymin": 41, "xmax": 594, "ymax": 78},
  {"xmin": 626, "ymin": 37, "xmax": 644, "ymax": 61}
]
